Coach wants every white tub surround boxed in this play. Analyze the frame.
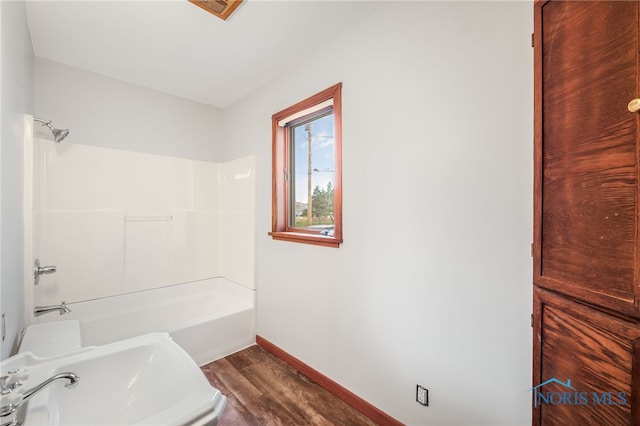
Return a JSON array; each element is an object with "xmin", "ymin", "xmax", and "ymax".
[{"xmin": 32, "ymin": 139, "xmax": 256, "ymax": 305}]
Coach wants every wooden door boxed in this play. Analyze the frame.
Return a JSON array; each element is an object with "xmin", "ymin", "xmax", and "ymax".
[
  {"xmin": 533, "ymin": 288, "xmax": 640, "ymax": 426},
  {"xmin": 533, "ymin": 0, "xmax": 640, "ymax": 317}
]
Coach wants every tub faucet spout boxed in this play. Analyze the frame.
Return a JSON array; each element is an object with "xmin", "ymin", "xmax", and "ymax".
[{"xmin": 34, "ymin": 301, "xmax": 71, "ymax": 317}]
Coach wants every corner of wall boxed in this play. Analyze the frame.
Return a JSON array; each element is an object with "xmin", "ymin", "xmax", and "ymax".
[{"xmin": 0, "ymin": 0, "xmax": 35, "ymax": 359}]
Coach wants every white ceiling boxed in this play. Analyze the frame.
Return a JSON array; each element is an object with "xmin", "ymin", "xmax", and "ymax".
[{"xmin": 25, "ymin": 1, "xmax": 387, "ymax": 109}]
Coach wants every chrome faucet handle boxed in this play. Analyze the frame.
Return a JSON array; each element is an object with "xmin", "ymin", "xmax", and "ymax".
[
  {"xmin": 0, "ymin": 373, "xmax": 22, "ymax": 392},
  {"xmin": 34, "ymin": 259, "xmax": 57, "ymax": 285},
  {"xmin": 3, "ymin": 370, "xmax": 28, "ymax": 391},
  {"xmin": 0, "ymin": 372, "xmax": 27, "ymax": 426}
]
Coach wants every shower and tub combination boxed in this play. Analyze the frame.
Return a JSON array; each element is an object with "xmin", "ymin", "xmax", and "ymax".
[{"xmin": 22, "ymin": 116, "xmax": 257, "ymax": 366}]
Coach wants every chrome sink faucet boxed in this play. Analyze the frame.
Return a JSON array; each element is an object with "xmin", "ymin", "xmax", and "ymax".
[
  {"xmin": 1, "ymin": 370, "xmax": 79, "ymax": 426},
  {"xmin": 34, "ymin": 302, "xmax": 70, "ymax": 317}
]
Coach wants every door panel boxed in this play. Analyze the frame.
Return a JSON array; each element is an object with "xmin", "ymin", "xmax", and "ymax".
[
  {"xmin": 533, "ymin": 288, "xmax": 640, "ymax": 425},
  {"xmin": 534, "ymin": 0, "xmax": 640, "ymax": 315}
]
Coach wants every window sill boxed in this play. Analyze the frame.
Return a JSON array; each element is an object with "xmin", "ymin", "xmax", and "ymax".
[{"xmin": 269, "ymin": 231, "xmax": 342, "ymax": 248}]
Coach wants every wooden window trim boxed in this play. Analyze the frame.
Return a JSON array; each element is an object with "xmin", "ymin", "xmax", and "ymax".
[
  {"xmin": 187, "ymin": 0, "xmax": 244, "ymax": 21},
  {"xmin": 270, "ymin": 83, "xmax": 343, "ymax": 248}
]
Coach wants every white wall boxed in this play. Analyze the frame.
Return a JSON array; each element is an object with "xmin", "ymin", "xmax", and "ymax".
[
  {"xmin": 1, "ymin": 0, "xmax": 35, "ymax": 359},
  {"xmin": 222, "ymin": 2, "xmax": 533, "ymax": 425},
  {"xmin": 35, "ymin": 58, "xmax": 223, "ymax": 161}
]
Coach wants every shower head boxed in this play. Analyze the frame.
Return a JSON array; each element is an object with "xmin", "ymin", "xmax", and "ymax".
[
  {"xmin": 34, "ymin": 117, "xmax": 69, "ymax": 143},
  {"xmin": 51, "ymin": 128, "xmax": 70, "ymax": 143}
]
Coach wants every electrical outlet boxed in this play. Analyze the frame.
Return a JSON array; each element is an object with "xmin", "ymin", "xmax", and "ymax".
[{"xmin": 416, "ymin": 385, "xmax": 428, "ymax": 406}]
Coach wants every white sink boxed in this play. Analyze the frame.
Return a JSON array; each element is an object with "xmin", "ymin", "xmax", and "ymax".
[{"xmin": 1, "ymin": 333, "xmax": 226, "ymax": 425}]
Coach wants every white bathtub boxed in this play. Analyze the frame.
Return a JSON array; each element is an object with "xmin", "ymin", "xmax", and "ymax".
[{"xmin": 32, "ymin": 278, "xmax": 255, "ymax": 365}]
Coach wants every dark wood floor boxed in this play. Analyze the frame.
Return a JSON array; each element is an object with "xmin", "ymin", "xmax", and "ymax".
[{"xmin": 201, "ymin": 345, "xmax": 379, "ymax": 426}]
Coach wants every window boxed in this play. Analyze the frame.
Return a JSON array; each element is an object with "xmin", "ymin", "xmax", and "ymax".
[{"xmin": 270, "ymin": 83, "xmax": 342, "ymax": 248}]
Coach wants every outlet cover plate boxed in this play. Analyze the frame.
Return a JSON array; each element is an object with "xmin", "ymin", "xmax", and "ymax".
[{"xmin": 417, "ymin": 385, "xmax": 428, "ymax": 406}]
